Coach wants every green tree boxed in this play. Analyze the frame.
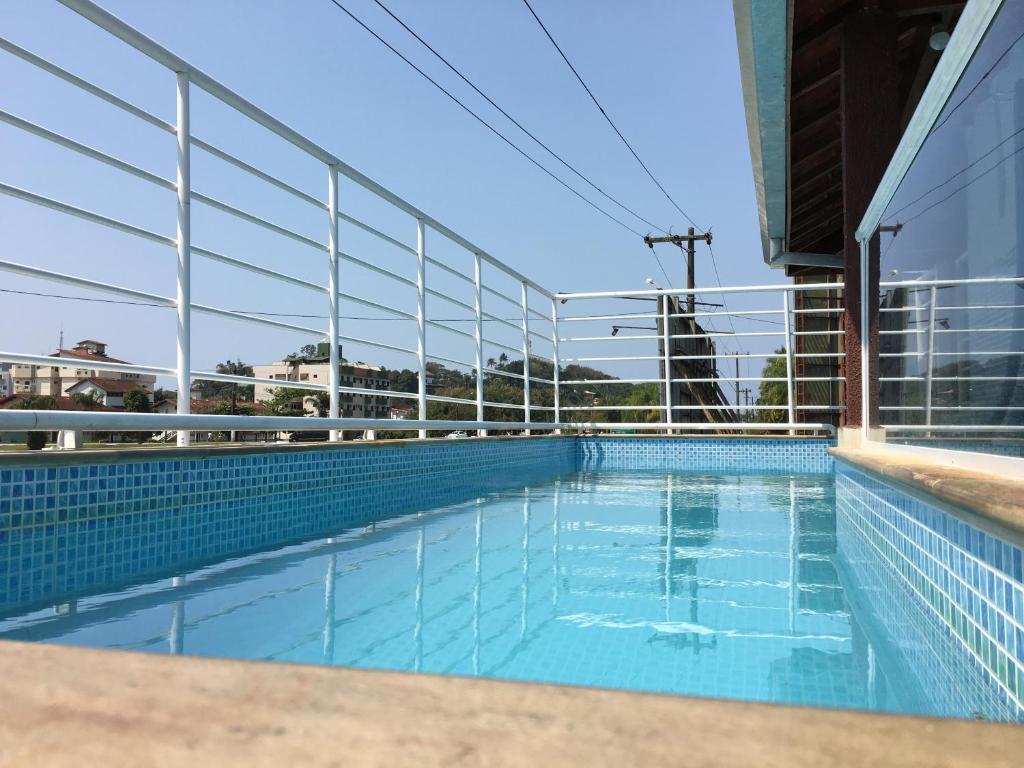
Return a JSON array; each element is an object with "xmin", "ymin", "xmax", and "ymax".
[
  {"xmin": 70, "ymin": 391, "xmax": 102, "ymax": 410},
  {"xmin": 214, "ymin": 359, "xmax": 254, "ymax": 414},
  {"xmin": 755, "ymin": 349, "xmax": 789, "ymax": 423},
  {"xmin": 265, "ymin": 387, "xmax": 310, "ymax": 416},
  {"xmin": 122, "ymin": 389, "xmax": 152, "ymax": 443}
]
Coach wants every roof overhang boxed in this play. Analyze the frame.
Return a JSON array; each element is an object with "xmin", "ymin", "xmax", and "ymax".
[{"xmin": 734, "ymin": 0, "xmax": 790, "ymax": 267}]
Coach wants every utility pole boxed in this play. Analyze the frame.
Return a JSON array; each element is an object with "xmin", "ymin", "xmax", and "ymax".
[{"xmin": 643, "ymin": 228, "xmax": 713, "ymax": 317}]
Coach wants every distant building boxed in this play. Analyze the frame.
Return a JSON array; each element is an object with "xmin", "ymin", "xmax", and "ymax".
[
  {"xmin": 253, "ymin": 344, "xmax": 390, "ymax": 419},
  {"xmin": 10, "ymin": 340, "xmax": 155, "ymax": 403},
  {"xmin": 0, "ymin": 364, "xmax": 11, "ymax": 398},
  {"xmin": 389, "ymin": 403, "xmax": 415, "ymax": 420}
]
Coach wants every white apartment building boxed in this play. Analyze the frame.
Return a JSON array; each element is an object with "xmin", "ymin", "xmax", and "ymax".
[
  {"xmin": 253, "ymin": 348, "xmax": 390, "ymax": 419},
  {"xmin": 9, "ymin": 340, "xmax": 156, "ymax": 401},
  {"xmin": 0, "ymin": 365, "xmax": 11, "ymax": 398}
]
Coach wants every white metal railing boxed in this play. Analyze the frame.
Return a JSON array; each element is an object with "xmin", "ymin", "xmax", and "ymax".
[
  {"xmin": 0, "ymin": 1, "xmax": 838, "ymax": 442},
  {"xmin": 877, "ymin": 275, "xmax": 1024, "ymax": 434},
  {"xmin": 553, "ymin": 281, "xmax": 845, "ymax": 431}
]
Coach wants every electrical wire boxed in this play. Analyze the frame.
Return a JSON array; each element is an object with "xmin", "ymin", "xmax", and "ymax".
[
  {"xmin": 519, "ymin": 0, "xmax": 700, "ymax": 230},
  {"xmin": 370, "ymin": 0, "xmax": 671, "ymax": 236},
  {"xmin": 323, "ymin": 0, "xmax": 643, "ymax": 238},
  {"xmin": 929, "ymin": 28, "xmax": 1024, "ymax": 137}
]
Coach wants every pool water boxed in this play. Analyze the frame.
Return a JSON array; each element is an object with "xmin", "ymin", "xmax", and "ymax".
[{"xmin": 0, "ymin": 470, "xmax": 1013, "ymax": 720}]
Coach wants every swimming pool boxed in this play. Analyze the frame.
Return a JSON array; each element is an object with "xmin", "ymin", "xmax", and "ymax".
[{"xmin": 0, "ymin": 438, "xmax": 1021, "ymax": 721}]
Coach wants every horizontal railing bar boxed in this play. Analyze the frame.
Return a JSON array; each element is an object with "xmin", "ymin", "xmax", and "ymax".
[
  {"xmin": 57, "ymin": 0, "xmax": 554, "ymax": 298},
  {"xmin": 672, "ymin": 330, "xmax": 785, "ymax": 339},
  {"xmin": 791, "ymin": 307, "xmax": 844, "ymax": 314},
  {"xmin": 338, "ymin": 211, "xmax": 416, "ymax": 255},
  {"xmin": 0, "ymin": 259, "xmax": 176, "ymax": 306},
  {"xmin": 193, "ymin": 371, "xmax": 416, "ymax": 401},
  {"xmin": 192, "ymin": 191, "xmax": 324, "ymax": 251},
  {"xmin": 879, "ymin": 351, "xmax": 1024, "ymax": 357},
  {"xmin": 794, "ymin": 352, "xmax": 846, "ymax": 358},
  {"xmin": 558, "ymin": 356, "xmax": 661, "ymax": 362},
  {"xmin": 560, "ymin": 312, "xmax": 657, "ymax": 323},
  {"xmin": 0, "ymin": 36, "xmax": 175, "ymax": 132},
  {"xmin": 560, "ymin": 405, "xmax": 666, "ymax": 411},
  {"xmin": 339, "ymin": 251, "xmax": 417, "ymax": 289},
  {"xmin": 192, "ymin": 245, "xmax": 321, "ymax": 292},
  {"xmin": 880, "ymin": 276, "xmax": 1024, "ymax": 289},
  {"xmin": 340, "ymin": 334, "xmax": 416, "ymax": 355},
  {"xmin": 559, "ymin": 334, "xmax": 659, "ymax": 342},
  {"xmin": 480, "ymin": 309, "xmax": 521, "ymax": 333},
  {"xmin": 426, "ymin": 353, "xmax": 473, "ymax": 368},
  {"xmin": 879, "ymin": 305, "xmax": 1024, "ymax": 314},
  {"xmin": 0, "ymin": 351, "xmax": 175, "ymax": 378},
  {"xmin": 557, "ymin": 281, "xmax": 845, "ymax": 300},
  {"xmin": 191, "ymin": 303, "xmax": 324, "ymax": 336},
  {"xmin": 425, "ymin": 255, "xmax": 473, "ymax": 284},
  {"xmin": 482, "ymin": 338, "xmax": 522, "ymax": 354},
  {"xmin": 192, "ymin": 136, "xmax": 324, "ymax": 209},
  {"xmin": 426, "ymin": 320, "xmax": 475, "ymax": 341},
  {"xmin": 342, "ymin": 293, "xmax": 415, "ymax": 319},
  {"xmin": 528, "ymin": 308, "xmax": 552, "ymax": 322},
  {"xmin": 882, "ymin": 425, "xmax": 1024, "ymax": 432},
  {"xmin": 0, "ymin": 182, "xmax": 176, "ymax": 246},
  {"xmin": 879, "ymin": 406, "xmax": 1024, "ymax": 411},
  {"xmin": 482, "ymin": 284, "xmax": 523, "ymax": 308},
  {"xmin": 484, "ymin": 367, "xmax": 523, "ymax": 381},
  {"xmin": 560, "ymin": 378, "xmax": 661, "ymax": 385},
  {"xmin": 671, "ymin": 309, "xmax": 794, "ymax": 319},
  {"xmin": 793, "ymin": 330, "xmax": 845, "ymax": 336},
  {"xmin": 879, "ymin": 327, "xmax": 1024, "ymax": 334},
  {"xmin": 0, "ymin": 409, "xmax": 836, "ymax": 435},
  {"xmin": 427, "ymin": 289, "xmax": 475, "ymax": 314},
  {"xmin": 0, "ymin": 108, "xmax": 176, "ymax": 190},
  {"xmin": 425, "ymin": 393, "xmax": 476, "ymax": 406}
]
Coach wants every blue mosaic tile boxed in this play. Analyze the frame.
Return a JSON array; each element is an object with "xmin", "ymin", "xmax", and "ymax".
[
  {"xmin": 577, "ymin": 437, "xmax": 835, "ymax": 473},
  {"xmin": 0, "ymin": 439, "xmax": 576, "ymax": 611},
  {"xmin": 835, "ymin": 460, "xmax": 1024, "ymax": 719}
]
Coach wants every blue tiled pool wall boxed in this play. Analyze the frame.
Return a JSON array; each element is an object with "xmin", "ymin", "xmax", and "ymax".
[
  {"xmin": 0, "ymin": 438, "xmax": 576, "ymax": 611},
  {"xmin": 835, "ymin": 461, "xmax": 1024, "ymax": 720},
  {"xmin": 577, "ymin": 437, "xmax": 835, "ymax": 473}
]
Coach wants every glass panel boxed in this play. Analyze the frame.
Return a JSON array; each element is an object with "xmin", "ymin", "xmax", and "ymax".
[{"xmin": 874, "ymin": 3, "xmax": 1024, "ymax": 457}]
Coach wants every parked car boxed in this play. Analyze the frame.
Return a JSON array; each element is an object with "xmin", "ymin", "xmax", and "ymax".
[{"xmin": 445, "ymin": 430, "xmax": 468, "ymax": 439}]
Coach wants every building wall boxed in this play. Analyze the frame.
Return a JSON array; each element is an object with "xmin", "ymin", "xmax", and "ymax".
[
  {"xmin": 253, "ymin": 360, "xmax": 390, "ymax": 419},
  {"xmin": 10, "ymin": 362, "xmax": 155, "ymax": 399}
]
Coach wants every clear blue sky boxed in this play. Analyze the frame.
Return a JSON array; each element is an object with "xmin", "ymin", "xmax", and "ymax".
[{"xmin": 0, "ymin": 0, "xmax": 776, "ymax": 387}]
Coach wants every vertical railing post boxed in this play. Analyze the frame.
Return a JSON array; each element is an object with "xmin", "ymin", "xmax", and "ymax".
[
  {"xmin": 662, "ymin": 294, "xmax": 672, "ymax": 434},
  {"xmin": 474, "ymin": 253, "xmax": 485, "ymax": 437},
  {"xmin": 551, "ymin": 296, "xmax": 561, "ymax": 432},
  {"xmin": 782, "ymin": 290, "xmax": 796, "ymax": 431},
  {"xmin": 416, "ymin": 219, "xmax": 427, "ymax": 439},
  {"xmin": 924, "ymin": 284, "xmax": 937, "ymax": 427},
  {"xmin": 174, "ymin": 71, "xmax": 191, "ymax": 447},
  {"xmin": 327, "ymin": 164, "xmax": 341, "ymax": 442},
  {"xmin": 520, "ymin": 281, "xmax": 531, "ymax": 434}
]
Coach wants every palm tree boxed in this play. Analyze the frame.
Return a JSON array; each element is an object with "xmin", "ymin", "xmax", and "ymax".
[
  {"xmin": 498, "ymin": 352, "xmax": 508, "ymax": 365},
  {"xmin": 215, "ymin": 359, "xmax": 254, "ymax": 415}
]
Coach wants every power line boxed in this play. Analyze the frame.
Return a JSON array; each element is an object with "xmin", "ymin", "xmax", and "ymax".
[
  {"xmin": 370, "ymin": 0, "xmax": 671, "ymax": 236},
  {"xmin": 323, "ymin": 0, "xmax": 644, "ymax": 238},
  {"xmin": 883, "ymin": 125, "xmax": 1024, "ymax": 223},
  {"xmin": 929, "ymin": 29, "xmax": 1024, "ymax": 137},
  {"xmin": 519, "ymin": 1, "xmax": 734, "ymax": 311},
  {"xmin": 519, "ymin": 0, "xmax": 700, "ymax": 230}
]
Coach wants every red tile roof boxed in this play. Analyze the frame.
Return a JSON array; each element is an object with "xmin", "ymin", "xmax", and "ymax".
[
  {"xmin": 65, "ymin": 378, "xmax": 149, "ymax": 395},
  {"xmin": 50, "ymin": 348, "xmax": 130, "ymax": 365}
]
